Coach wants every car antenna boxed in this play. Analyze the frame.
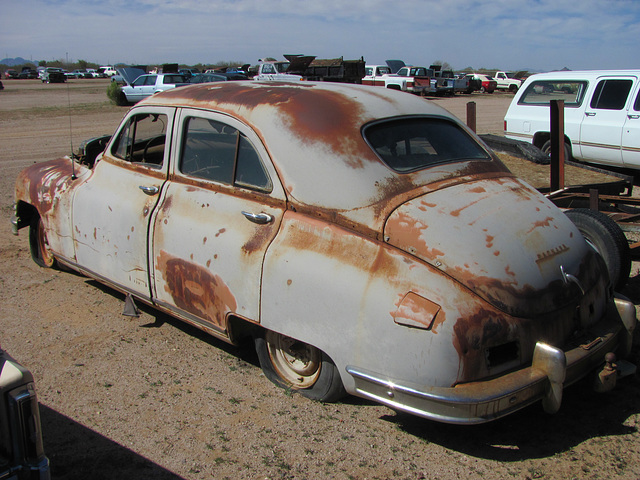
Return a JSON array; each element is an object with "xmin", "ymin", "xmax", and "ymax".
[{"xmin": 66, "ymin": 75, "xmax": 77, "ymax": 179}]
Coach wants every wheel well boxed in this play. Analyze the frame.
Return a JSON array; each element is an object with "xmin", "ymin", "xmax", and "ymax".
[
  {"xmin": 532, "ymin": 132, "xmax": 571, "ymax": 150},
  {"xmin": 386, "ymin": 84, "xmax": 401, "ymax": 90},
  {"xmin": 15, "ymin": 201, "xmax": 39, "ymax": 231}
]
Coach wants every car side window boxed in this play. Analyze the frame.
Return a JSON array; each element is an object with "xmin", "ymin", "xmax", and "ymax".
[
  {"xmin": 132, "ymin": 76, "xmax": 147, "ymax": 87},
  {"xmin": 111, "ymin": 113, "xmax": 167, "ymax": 168},
  {"xmin": 590, "ymin": 79, "xmax": 633, "ymax": 110},
  {"xmin": 180, "ymin": 117, "xmax": 272, "ymax": 192},
  {"xmin": 262, "ymin": 64, "xmax": 276, "ymax": 75},
  {"xmin": 634, "ymin": 87, "xmax": 640, "ymax": 112},
  {"xmin": 144, "ymin": 75, "xmax": 157, "ymax": 86}
]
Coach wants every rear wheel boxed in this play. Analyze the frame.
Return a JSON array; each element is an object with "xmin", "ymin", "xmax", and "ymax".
[
  {"xmin": 564, "ymin": 208, "xmax": 630, "ymax": 290},
  {"xmin": 542, "ymin": 139, "xmax": 572, "ymax": 162},
  {"xmin": 29, "ymin": 215, "xmax": 56, "ymax": 268},
  {"xmin": 255, "ymin": 330, "xmax": 345, "ymax": 402}
]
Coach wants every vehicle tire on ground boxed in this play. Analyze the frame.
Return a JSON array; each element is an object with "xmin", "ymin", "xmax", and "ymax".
[
  {"xmin": 542, "ymin": 139, "xmax": 572, "ymax": 162},
  {"xmin": 29, "ymin": 215, "xmax": 57, "ymax": 268},
  {"xmin": 255, "ymin": 330, "xmax": 346, "ymax": 402},
  {"xmin": 564, "ymin": 208, "xmax": 631, "ymax": 290},
  {"xmin": 509, "ymin": 84, "xmax": 518, "ymax": 93}
]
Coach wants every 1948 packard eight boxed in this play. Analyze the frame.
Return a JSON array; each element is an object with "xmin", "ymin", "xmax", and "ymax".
[{"xmin": 12, "ymin": 81, "xmax": 636, "ymax": 424}]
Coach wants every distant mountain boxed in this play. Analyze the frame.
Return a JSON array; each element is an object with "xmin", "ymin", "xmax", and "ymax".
[{"xmin": 0, "ymin": 57, "xmax": 35, "ymax": 66}]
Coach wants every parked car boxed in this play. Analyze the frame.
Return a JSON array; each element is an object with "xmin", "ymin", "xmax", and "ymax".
[
  {"xmin": 17, "ymin": 68, "xmax": 38, "ymax": 79},
  {"xmin": 188, "ymin": 73, "xmax": 228, "ymax": 84},
  {"xmin": 41, "ymin": 67, "xmax": 66, "ymax": 83},
  {"xmin": 464, "ymin": 73, "xmax": 482, "ymax": 93},
  {"xmin": 98, "ymin": 66, "xmax": 117, "ymax": 77},
  {"xmin": 120, "ymin": 73, "xmax": 188, "ymax": 103},
  {"xmin": 0, "ymin": 344, "xmax": 50, "ymax": 479},
  {"xmin": 70, "ymin": 69, "xmax": 92, "ymax": 79},
  {"xmin": 12, "ymin": 82, "xmax": 637, "ymax": 424},
  {"xmin": 467, "ymin": 74, "xmax": 497, "ymax": 93},
  {"xmin": 504, "ymin": 70, "xmax": 640, "ymax": 169},
  {"xmin": 4, "ymin": 69, "xmax": 19, "ymax": 79}
]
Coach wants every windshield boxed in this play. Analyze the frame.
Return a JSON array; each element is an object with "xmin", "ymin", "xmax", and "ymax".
[{"xmin": 364, "ymin": 118, "xmax": 490, "ymax": 173}]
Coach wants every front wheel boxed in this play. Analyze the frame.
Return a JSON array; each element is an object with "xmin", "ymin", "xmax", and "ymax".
[
  {"xmin": 255, "ymin": 330, "xmax": 345, "ymax": 402},
  {"xmin": 29, "ymin": 215, "xmax": 57, "ymax": 268}
]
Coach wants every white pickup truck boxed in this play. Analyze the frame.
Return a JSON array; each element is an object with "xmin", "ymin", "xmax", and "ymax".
[
  {"xmin": 494, "ymin": 71, "xmax": 522, "ymax": 92},
  {"xmin": 384, "ymin": 66, "xmax": 433, "ymax": 95},
  {"xmin": 362, "ymin": 65, "xmax": 394, "ymax": 86}
]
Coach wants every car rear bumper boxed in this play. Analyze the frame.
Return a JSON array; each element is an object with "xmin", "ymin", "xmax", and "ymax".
[{"xmin": 347, "ymin": 296, "xmax": 636, "ymax": 424}]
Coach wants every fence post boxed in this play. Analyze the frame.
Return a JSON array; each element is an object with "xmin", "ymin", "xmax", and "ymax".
[
  {"xmin": 550, "ymin": 99, "xmax": 565, "ymax": 191},
  {"xmin": 466, "ymin": 102, "xmax": 476, "ymax": 133}
]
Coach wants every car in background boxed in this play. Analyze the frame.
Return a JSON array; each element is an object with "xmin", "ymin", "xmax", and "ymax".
[
  {"xmin": 97, "ymin": 66, "xmax": 117, "ymax": 77},
  {"xmin": 504, "ymin": 69, "xmax": 640, "ymax": 169},
  {"xmin": 463, "ymin": 74, "xmax": 482, "ymax": 93},
  {"xmin": 12, "ymin": 81, "xmax": 637, "ymax": 424},
  {"xmin": 466, "ymin": 74, "xmax": 497, "ymax": 93},
  {"xmin": 70, "ymin": 69, "xmax": 92, "ymax": 79},
  {"xmin": 187, "ymin": 73, "xmax": 228, "ymax": 84},
  {"xmin": 0, "ymin": 344, "xmax": 50, "ymax": 479},
  {"xmin": 41, "ymin": 67, "xmax": 66, "ymax": 83},
  {"xmin": 4, "ymin": 69, "xmax": 19, "ymax": 79},
  {"xmin": 120, "ymin": 73, "xmax": 188, "ymax": 103},
  {"xmin": 17, "ymin": 68, "xmax": 38, "ymax": 79}
]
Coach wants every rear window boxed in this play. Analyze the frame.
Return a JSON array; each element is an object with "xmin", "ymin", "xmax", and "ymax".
[
  {"xmin": 518, "ymin": 80, "xmax": 588, "ymax": 107},
  {"xmin": 364, "ymin": 118, "xmax": 490, "ymax": 173}
]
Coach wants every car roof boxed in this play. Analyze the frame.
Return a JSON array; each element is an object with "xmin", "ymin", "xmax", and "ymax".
[
  {"xmin": 525, "ymin": 69, "xmax": 640, "ymax": 80},
  {"xmin": 139, "ymin": 81, "xmax": 495, "ymax": 228}
]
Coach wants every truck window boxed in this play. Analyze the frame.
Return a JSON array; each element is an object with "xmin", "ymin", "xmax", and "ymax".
[
  {"xmin": 590, "ymin": 79, "xmax": 633, "ymax": 110},
  {"xmin": 518, "ymin": 80, "xmax": 588, "ymax": 107}
]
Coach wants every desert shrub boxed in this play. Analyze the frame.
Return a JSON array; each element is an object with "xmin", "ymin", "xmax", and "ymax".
[{"xmin": 106, "ymin": 81, "xmax": 128, "ymax": 106}]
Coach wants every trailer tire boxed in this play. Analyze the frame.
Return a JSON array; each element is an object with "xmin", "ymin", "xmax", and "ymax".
[
  {"xmin": 564, "ymin": 208, "xmax": 630, "ymax": 290},
  {"xmin": 255, "ymin": 330, "xmax": 346, "ymax": 402}
]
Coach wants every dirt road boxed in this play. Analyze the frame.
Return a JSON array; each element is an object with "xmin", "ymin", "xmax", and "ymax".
[{"xmin": 1, "ymin": 79, "xmax": 639, "ymax": 480}]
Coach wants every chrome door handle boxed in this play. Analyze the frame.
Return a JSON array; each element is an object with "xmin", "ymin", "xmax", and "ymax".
[
  {"xmin": 628, "ymin": 114, "xmax": 640, "ymax": 119},
  {"xmin": 139, "ymin": 185, "xmax": 159, "ymax": 195},
  {"xmin": 242, "ymin": 211, "xmax": 274, "ymax": 224},
  {"xmin": 585, "ymin": 112, "xmax": 596, "ymax": 116}
]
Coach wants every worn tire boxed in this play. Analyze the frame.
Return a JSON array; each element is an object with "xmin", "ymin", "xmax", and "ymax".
[
  {"xmin": 29, "ymin": 215, "xmax": 57, "ymax": 268},
  {"xmin": 564, "ymin": 208, "xmax": 630, "ymax": 290},
  {"xmin": 542, "ymin": 139, "xmax": 572, "ymax": 162},
  {"xmin": 255, "ymin": 330, "xmax": 346, "ymax": 402}
]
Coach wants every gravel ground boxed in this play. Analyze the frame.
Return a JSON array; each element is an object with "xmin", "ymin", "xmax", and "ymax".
[{"xmin": 1, "ymin": 79, "xmax": 639, "ymax": 480}]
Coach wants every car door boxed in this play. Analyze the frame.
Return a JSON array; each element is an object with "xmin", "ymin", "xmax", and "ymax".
[
  {"xmin": 149, "ymin": 109, "xmax": 287, "ymax": 334},
  {"xmin": 622, "ymin": 82, "xmax": 640, "ymax": 168},
  {"xmin": 579, "ymin": 76, "xmax": 636, "ymax": 166},
  {"xmin": 72, "ymin": 106, "xmax": 175, "ymax": 300}
]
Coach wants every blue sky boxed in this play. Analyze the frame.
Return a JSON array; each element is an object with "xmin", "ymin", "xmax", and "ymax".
[{"xmin": 2, "ymin": 0, "xmax": 639, "ymax": 72}]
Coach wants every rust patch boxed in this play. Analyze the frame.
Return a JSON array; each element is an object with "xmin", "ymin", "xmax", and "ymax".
[
  {"xmin": 156, "ymin": 250, "xmax": 237, "ymax": 328},
  {"xmin": 385, "ymin": 211, "xmax": 445, "ymax": 262},
  {"xmin": 15, "ymin": 158, "xmax": 77, "ymax": 215}
]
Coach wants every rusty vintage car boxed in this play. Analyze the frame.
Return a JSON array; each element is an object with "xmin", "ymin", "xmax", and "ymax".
[{"xmin": 11, "ymin": 81, "xmax": 637, "ymax": 424}]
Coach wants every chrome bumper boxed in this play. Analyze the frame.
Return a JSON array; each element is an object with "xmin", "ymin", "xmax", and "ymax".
[{"xmin": 347, "ymin": 296, "xmax": 636, "ymax": 425}]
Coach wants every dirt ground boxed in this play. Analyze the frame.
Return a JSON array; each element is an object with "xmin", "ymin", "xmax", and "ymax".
[{"xmin": 1, "ymin": 79, "xmax": 640, "ymax": 480}]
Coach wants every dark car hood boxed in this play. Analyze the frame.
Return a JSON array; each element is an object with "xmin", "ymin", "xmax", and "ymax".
[{"xmin": 116, "ymin": 67, "xmax": 147, "ymax": 86}]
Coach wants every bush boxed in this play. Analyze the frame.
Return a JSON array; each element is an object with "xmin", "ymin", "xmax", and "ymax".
[{"xmin": 106, "ymin": 81, "xmax": 128, "ymax": 106}]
